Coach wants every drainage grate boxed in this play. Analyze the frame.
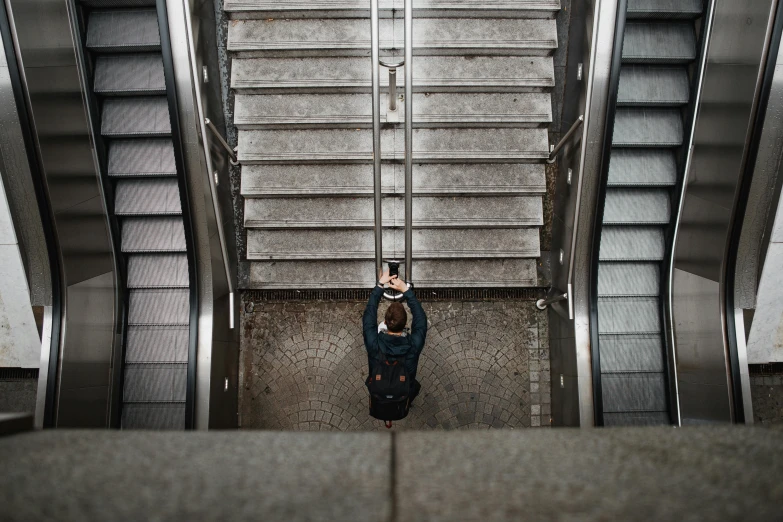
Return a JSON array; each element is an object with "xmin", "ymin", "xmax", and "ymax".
[
  {"xmin": 0, "ymin": 368, "xmax": 39, "ymax": 380},
  {"xmin": 749, "ymin": 363, "xmax": 783, "ymax": 376},
  {"xmin": 243, "ymin": 287, "xmax": 545, "ymax": 303}
]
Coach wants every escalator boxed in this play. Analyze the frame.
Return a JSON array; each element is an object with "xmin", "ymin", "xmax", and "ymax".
[
  {"xmin": 592, "ymin": 0, "xmax": 705, "ymax": 426},
  {"xmin": 77, "ymin": 1, "xmax": 194, "ymax": 429}
]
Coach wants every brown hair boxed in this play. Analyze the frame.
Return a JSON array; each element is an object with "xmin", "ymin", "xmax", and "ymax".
[{"xmin": 385, "ymin": 302, "xmax": 407, "ymax": 333}]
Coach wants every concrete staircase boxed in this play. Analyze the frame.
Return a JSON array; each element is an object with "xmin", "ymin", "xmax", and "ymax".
[{"xmin": 225, "ymin": 0, "xmax": 559, "ymax": 288}]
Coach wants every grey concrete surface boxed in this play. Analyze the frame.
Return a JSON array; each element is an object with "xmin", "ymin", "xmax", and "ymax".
[
  {"xmin": 1, "ymin": 426, "xmax": 782, "ymax": 521},
  {"xmin": 750, "ymin": 374, "xmax": 783, "ymax": 425}
]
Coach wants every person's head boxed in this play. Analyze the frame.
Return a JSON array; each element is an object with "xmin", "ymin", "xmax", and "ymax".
[{"xmin": 385, "ymin": 302, "xmax": 407, "ymax": 333}]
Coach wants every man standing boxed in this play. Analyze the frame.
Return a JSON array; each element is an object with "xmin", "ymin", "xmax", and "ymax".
[{"xmin": 363, "ymin": 269, "xmax": 427, "ymax": 408}]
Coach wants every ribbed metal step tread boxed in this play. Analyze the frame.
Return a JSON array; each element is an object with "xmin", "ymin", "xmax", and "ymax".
[
  {"xmin": 82, "ymin": 0, "xmax": 156, "ymax": 6},
  {"xmin": 238, "ymin": 128, "xmax": 549, "ymax": 163},
  {"xmin": 223, "ymin": 0, "xmax": 561, "ymax": 19},
  {"xmin": 108, "ymin": 139, "xmax": 177, "ymax": 177},
  {"xmin": 245, "ymin": 259, "xmax": 538, "ymax": 288},
  {"xmin": 612, "ymin": 109, "xmax": 683, "ymax": 147},
  {"xmin": 603, "ymin": 188, "xmax": 670, "ymax": 225},
  {"xmin": 247, "ymin": 228, "xmax": 540, "ymax": 260},
  {"xmin": 101, "ymin": 97, "xmax": 171, "ymax": 137},
  {"xmin": 598, "ymin": 262, "xmax": 659, "ymax": 297},
  {"xmin": 121, "ymin": 403, "xmax": 185, "ymax": 430},
  {"xmin": 115, "ymin": 178, "xmax": 182, "ymax": 216},
  {"xmin": 234, "ymin": 93, "xmax": 552, "ymax": 128},
  {"xmin": 240, "ymin": 163, "xmax": 546, "ymax": 197},
  {"xmin": 94, "ymin": 54, "xmax": 165, "ymax": 95},
  {"xmin": 121, "ymin": 217, "xmax": 186, "ymax": 253},
  {"xmin": 86, "ymin": 9, "xmax": 160, "ymax": 52},
  {"xmin": 128, "ymin": 288, "xmax": 190, "ymax": 325},
  {"xmin": 228, "ymin": 18, "xmax": 557, "ymax": 56},
  {"xmin": 244, "ymin": 196, "xmax": 543, "ymax": 228},
  {"xmin": 125, "ymin": 325, "xmax": 189, "ymax": 363},
  {"xmin": 598, "ymin": 334, "xmax": 665, "ymax": 373},
  {"xmin": 626, "ymin": 0, "xmax": 702, "ymax": 19},
  {"xmin": 617, "ymin": 66, "xmax": 689, "ymax": 106},
  {"xmin": 127, "ymin": 253, "xmax": 189, "ymax": 288},
  {"xmin": 603, "ymin": 411, "xmax": 670, "ymax": 426},
  {"xmin": 599, "ymin": 227, "xmax": 665, "ymax": 261},
  {"xmin": 600, "ymin": 371, "xmax": 668, "ymax": 413},
  {"xmin": 622, "ymin": 23, "xmax": 696, "ymax": 64},
  {"xmin": 607, "ymin": 149, "xmax": 677, "ymax": 186},
  {"xmin": 597, "ymin": 296, "xmax": 660, "ymax": 334},
  {"xmin": 231, "ymin": 56, "xmax": 555, "ymax": 93},
  {"xmin": 123, "ymin": 363, "xmax": 187, "ymax": 402}
]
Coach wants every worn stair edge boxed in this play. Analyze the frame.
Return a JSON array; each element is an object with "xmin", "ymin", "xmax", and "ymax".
[
  {"xmin": 243, "ymin": 196, "xmax": 544, "ymax": 228},
  {"xmin": 224, "ymin": 0, "xmax": 561, "ymax": 20},
  {"xmin": 233, "ymin": 93, "xmax": 552, "ymax": 129},
  {"xmin": 242, "ymin": 259, "xmax": 539, "ymax": 289},
  {"xmin": 246, "ymin": 228, "xmax": 540, "ymax": 260},
  {"xmin": 230, "ymin": 56, "xmax": 555, "ymax": 94},
  {"xmin": 239, "ymin": 163, "xmax": 546, "ymax": 197},
  {"xmin": 227, "ymin": 18, "xmax": 557, "ymax": 57},
  {"xmin": 237, "ymin": 128, "xmax": 550, "ymax": 164}
]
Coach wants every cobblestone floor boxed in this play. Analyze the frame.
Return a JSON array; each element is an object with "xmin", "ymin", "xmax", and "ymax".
[{"xmin": 239, "ymin": 296, "xmax": 550, "ymax": 431}]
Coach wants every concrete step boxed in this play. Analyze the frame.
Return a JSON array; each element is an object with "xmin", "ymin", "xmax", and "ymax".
[
  {"xmin": 233, "ymin": 93, "xmax": 551, "ymax": 128},
  {"xmin": 243, "ymin": 259, "xmax": 538, "ymax": 288},
  {"xmin": 246, "ymin": 228, "xmax": 539, "ymax": 259},
  {"xmin": 243, "ymin": 196, "xmax": 542, "ymax": 228},
  {"xmin": 224, "ymin": 0, "xmax": 560, "ymax": 20},
  {"xmin": 237, "ymin": 128, "xmax": 549, "ymax": 163},
  {"xmin": 240, "ymin": 163, "xmax": 546, "ymax": 197},
  {"xmin": 227, "ymin": 18, "xmax": 557, "ymax": 57},
  {"xmin": 230, "ymin": 56, "xmax": 554, "ymax": 93}
]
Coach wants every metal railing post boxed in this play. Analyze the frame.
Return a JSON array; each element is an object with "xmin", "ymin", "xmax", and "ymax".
[
  {"xmin": 370, "ymin": 0, "xmax": 383, "ymax": 278},
  {"xmin": 403, "ymin": 0, "xmax": 413, "ymax": 284}
]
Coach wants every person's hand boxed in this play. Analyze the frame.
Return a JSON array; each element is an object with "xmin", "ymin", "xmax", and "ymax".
[
  {"xmin": 388, "ymin": 277, "xmax": 408, "ymax": 293},
  {"xmin": 378, "ymin": 268, "xmax": 394, "ymax": 285}
]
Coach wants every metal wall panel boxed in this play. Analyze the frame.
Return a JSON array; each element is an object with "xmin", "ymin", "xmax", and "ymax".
[
  {"xmin": 670, "ymin": 0, "xmax": 779, "ymax": 424},
  {"xmin": 5, "ymin": 0, "xmax": 120, "ymax": 427}
]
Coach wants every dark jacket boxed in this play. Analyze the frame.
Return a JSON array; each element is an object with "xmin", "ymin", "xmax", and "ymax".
[{"xmin": 362, "ymin": 285, "xmax": 427, "ymax": 381}]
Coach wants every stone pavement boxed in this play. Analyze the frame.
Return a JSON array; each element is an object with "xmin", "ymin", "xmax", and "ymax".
[{"xmin": 239, "ymin": 295, "xmax": 550, "ymax": 430}]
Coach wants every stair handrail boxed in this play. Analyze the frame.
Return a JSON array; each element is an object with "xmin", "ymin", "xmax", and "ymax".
[
  {"xmin": 371, "ymin": 0, "xmax": 413, "ymax": 300},
  {"xmin": 547, "ymin": 115, "xmax": 584, "ymax": 164},
  {"xmin": 204, "ymin": 117, "xmax": 239, "ymax": 166}
]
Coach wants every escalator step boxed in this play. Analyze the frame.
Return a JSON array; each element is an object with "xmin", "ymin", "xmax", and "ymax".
[
  {"xmin": 607, "ymin": 149, "xmax": 677, "ymax": 186},
  {"xmin": 121, "ymin": 217, "xmax": 186, "ymax": 252},
  {"xmin": 125, "ymin": 325, "xmax": 189, "ymax": 363},
  {"xmin": 603, "ymin": 411, "xmax": 670, "ymax": 426},
  {"xmin": 600, "ymin": 372, "xmax": 668, "ymax": 413},
  {"xmin": 626, "ymin": 0, "xmax": 703, "ymax": 19},
  {"xmin": 598, "ymin": 334, "xmax": 665, "ymax": 372},
  {"xmin": 127, "ymin": 253, "xmax": 188, "ymax": 288},
  {"xmin": 598, "ymin": 262, "xmax": 659, "ymax": 296},
  {"xmin": 622, "ymin": 23, "xmax": 696, "ymax": 64},
  {"xmin": 123, "ymin": 363, "xmax": 187, "ymax": 401},
  {"xmin": 128, "ymin": 288, "xmax": 190, "ymax": 325},
  {"xmin": 108, "ymin": 139, "xmax": 176, "ymax": 177},
  {"xmin": 102, "ymin": 97, "xmax": 171, "ymax": 137},
  {"xmin": 599, "ymin": 227, "xmax": 665, "ymax": 261},
  {"xmin": 603, "ymin": 188, "xmax": 670, "ymax": 225},
  {"xmin": 597, "ymin": 296, "xmax": 660, "ymax": 334},
  {"xmin": 617, "ymin": 66, "xmax": 689, "ymax": 106},
  {"xmin": 115, "ymin": 178, "xmax": 182, "ymax": 215},
  {"xmin": 121, "ymin": 403, "xmax": 185, "ymax": 430},
  {"xmin": 86, "ymin": 9, "xmax": 160, "ymax": 52},
  {"xmin": 613, "ymin": 109, "xmax": 683, "ymax": 147},
  {"xmin": 94, "ymin": 54, "xmax": 165, "ymax": 96}
]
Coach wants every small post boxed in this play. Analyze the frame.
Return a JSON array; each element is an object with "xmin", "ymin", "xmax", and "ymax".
[{"xmin": 388, "ymin": 68, "xmax": 397, "ymax": 112}]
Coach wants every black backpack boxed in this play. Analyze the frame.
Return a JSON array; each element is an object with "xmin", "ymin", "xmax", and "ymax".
[{"xmin": 366, "ymin": 347, "xmax": 412, "ymax": 428}]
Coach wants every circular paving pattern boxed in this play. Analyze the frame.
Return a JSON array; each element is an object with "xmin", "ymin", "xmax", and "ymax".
[{"xmin": 240, "ymin": 298, "xmax": 550, "ymax": 430}]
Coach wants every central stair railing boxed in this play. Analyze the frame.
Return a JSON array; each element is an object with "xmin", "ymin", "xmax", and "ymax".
[{"xmin": 371, "ymin": 0, "xmax": 413, "ymax": 300}]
